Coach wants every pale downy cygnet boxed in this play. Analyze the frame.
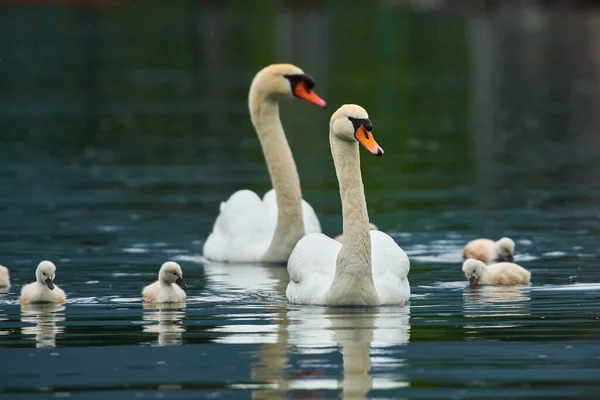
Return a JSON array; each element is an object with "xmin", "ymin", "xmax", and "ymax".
[
  {"xmin": 20, "ymin": 261, "xmax": 66, "ymax": 304},
  {"xmin": 462, "ymin": 258, "xmax": 531, "ymax": 286},
  {"xmin": 0, "ymin": 265, "xmax": 10, "ymax": 288},
  {"xmin": 143, "ymin": 262, "xmax": 187, "ymax": 303},
  {"xmin": 335, "ymin": 223, "xmax": 378, "ymax": 243},
  {"xmin": 462, "ymin": 237, "xmax": 515, "ymax": 264}
]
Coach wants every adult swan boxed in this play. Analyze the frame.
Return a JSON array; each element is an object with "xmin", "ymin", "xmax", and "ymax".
[
  {"xmin": 286, "ymin": 105, "xmax": 410, "ymax": 306},
  {"xmin": 203, "ymin": 64, "xmax": 326, "ymax": 263}
]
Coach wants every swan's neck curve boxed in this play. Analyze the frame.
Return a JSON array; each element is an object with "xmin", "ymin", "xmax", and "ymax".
[
  {"xmin": 326, "ymin": 134, "xmax": 377, "ymax": 304},
  {"xmin": 249, "ymin": 89, "xmax": 304, "ymax": 262}
]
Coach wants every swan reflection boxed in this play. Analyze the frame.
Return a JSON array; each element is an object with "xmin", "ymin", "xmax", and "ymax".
[
  {"xmin": 285, "ymin": 306, "xmax": 411, "ymax": 399},
  {"xmin": 142, "ymin": 303, "xmax": 186, "ymax": 346},
  {"xmin": 21, "ymin": 303, "xmax": 65, "ymax": 348}
]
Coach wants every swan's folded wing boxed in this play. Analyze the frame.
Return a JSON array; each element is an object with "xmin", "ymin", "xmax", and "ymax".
[
  {"xmin": 370, "ymin": 231, "xmax": 411, "ymax": 305},
  {"xmin": 286, "ymin": 233, "xmax": 340, "ymax": 304},
  {"xmin": 203, "ymin": 190, "xmax": 274, "ymax": 262},
  {"xmin": 263, "ymin": 189, "xmax": 322, "ymax": 235}
]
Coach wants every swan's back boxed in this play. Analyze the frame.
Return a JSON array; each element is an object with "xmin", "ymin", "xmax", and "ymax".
[
  {"xmin": 203, "ymin": 190, "xmax": 275, "ymax": 262},
  {"xmin": 462, "ymin": 238, "xmax": 494, "ymax": 263},
  {"xmin": 485, "ymin": 262, "xmax": 530, "ymax": 285},
  {"xmin": 286, "ymin": 233, "xmax": 340, "ymax": 305},
  {"xmin": 370, "ymin": 231, "xmax": 411, "ymax": 305},
  {"xmin": 20, "ymin": 283, "xmax": 66, "ymax": 304}
]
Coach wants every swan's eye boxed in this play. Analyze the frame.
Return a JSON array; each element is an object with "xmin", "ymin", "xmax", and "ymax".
[{"xmin": 42, "ymin": 273, "xmax": 46, "ymax": 276}]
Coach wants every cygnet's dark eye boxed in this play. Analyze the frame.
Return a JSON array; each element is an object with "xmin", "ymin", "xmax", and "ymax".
[
  {"xmin": 42, "ymin": 273, "xmax": 46, "ymax": 276},
  {"xmin": 173, "ymin": 272, "xmax": 177, "ymax": 275}
]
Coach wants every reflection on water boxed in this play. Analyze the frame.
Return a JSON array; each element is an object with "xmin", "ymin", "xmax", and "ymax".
[
  {"xmin": 142, "ymin": 303, "xmax": 186, "ymax": 346},
  {"xmin": 285, "ymin": 306, "xmax": 411, "ymax": 399},
  {"xmin": 463, "ymin": 285, "xmax": 531, "ymax": 332},
  {"xmin": 20, "ymin": 303, "xmax": 65, "ymax": 348}
]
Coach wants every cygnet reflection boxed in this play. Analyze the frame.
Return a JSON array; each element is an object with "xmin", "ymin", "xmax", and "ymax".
[
  {"xmin": 21, "ymin": 303, "xmax": 66, "ymax": 348},
  {"xmin": 463, "ymin": 285, "xmax": 531, "ymax": 320},
  {"xmin": 285, "ymin": 306, "xmax": 411, "ymax": 399},
  {"xmin": 142, "ymin": 303, "xmax": 186, "ymax": 346}
]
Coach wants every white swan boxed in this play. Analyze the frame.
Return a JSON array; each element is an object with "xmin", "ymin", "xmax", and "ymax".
[
  {"xmin": 0, "ymin": 265, "xmax": 9, "ymax": 288},
  {"xmin": 20, "ymin": 261, "xmax": 66, "ymax": 304},
  {"xmin": 203, "ymin": 64, "xmax": 326, "ymax": 263},
  {"xmin": 463, "ymin": 237, "xmax": 515, "ymax": 264},
  {"xmin": 143, "ymin": 262, "xmax": 187, "ymax": 303},
  {"xmin": 462, "ymin": 258, "xmax": 531, "ymax": 285},
  {"xmin": 286, "ymin": 104, "xmax": 410, "ymax": 306}
]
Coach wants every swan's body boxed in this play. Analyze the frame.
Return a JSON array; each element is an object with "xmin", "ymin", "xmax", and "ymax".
[
  {"xmin": 203, "ymin": 64, "xmax": 326, "ymax": 263},
  {"xmin": 20, "ymin": 261, "xmax": 66, "ymax": 304},
  {"xmin": 287, "ymin": 105, "xmax": 410, "ymax": 306},
  {"xmin": 335, "ymin": 223, "xmax": 378, "ymax": 243},
  {"xmin": 0, "ymin": 265, "xmax": 9, "ymax": 288},
  {"xmin": 463, "ymin": 237, "xmax": 515, "ymax": 264},
  {"xmin": 143, "ymin": 262, "xmax": 187, "ymax": 303},
  {"xmin": 462, "ymin": 258, "xmax": 530, "ymax": 285}
]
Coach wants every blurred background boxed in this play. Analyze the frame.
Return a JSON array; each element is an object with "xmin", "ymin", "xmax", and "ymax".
[{"xmin": 3, "ymin": 1, "xmax": 600, "ymax": 240}]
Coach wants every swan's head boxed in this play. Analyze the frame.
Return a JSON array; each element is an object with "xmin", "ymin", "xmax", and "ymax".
[
  {"xmin": 330, "ymin": 104, "xmax": 383, "ymax": 156},
  {"xmin": 251, "ymin": 64, "xmax": 326, "ymax": 107},
  {"xmin": 494, "ymin": 237, "xmax": 515, "ymax": 262},
  {"xmin": 159, "ymin": 262, "xmax": 187, "ymax": 290},
  {"xmin": 462, "ymin": 258, "xmax": 486, "ymax": 285},
  {"xmin": 36, "ymin": 261, "xmax": 57, "ymax": 290}
]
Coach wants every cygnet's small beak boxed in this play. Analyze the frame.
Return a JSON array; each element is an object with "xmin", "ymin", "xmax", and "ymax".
[
  {"xmin": 293, "ymin": 80, "xmax": 327, "ymax": 108},
  {"xmin": 506, "ymin": 255, "xmax": 514, "ymax": 263},
  {"xmin": 45, "ymin": 277, "xmax": 55, "ymax": 290},
  {"xmin": 468, "ymin": 275, "xmax": 478, "ymax": 285},
  {"xmin": 175, "ymin": 277, "xmax": 187, "ymax": 290},
  {"xmin": 355, "ymin": 125, "xmax": 384, "ymax": 157}
]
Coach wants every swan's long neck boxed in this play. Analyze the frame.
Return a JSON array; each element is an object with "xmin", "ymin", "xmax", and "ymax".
[
  {"xmin": 326, "ymin": 134, "xmax": 377, "ymax": 304},
  {"xmin": 249, "ymin": 89, "xmax": 304, "ymax": 262}
]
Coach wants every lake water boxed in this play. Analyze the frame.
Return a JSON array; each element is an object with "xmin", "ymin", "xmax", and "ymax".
[{"xmin": 1, "ymin": 2, "xmax": 600, "ymax": 399}]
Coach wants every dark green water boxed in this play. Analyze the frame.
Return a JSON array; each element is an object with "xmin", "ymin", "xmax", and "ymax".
[{"xmin": 1, "ymin": 2, "xmax": 600, "ymax": 399}]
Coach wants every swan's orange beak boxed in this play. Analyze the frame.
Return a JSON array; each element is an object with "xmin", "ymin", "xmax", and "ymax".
[
  {"xmin": 293, "ymin": 80, "xmax": 327, "ymax": 108},
  {"xmin": 355, "ymin": 125, "xmax": 384, "ymax": 157}
]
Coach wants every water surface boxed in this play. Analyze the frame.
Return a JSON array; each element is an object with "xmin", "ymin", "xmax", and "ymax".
[{"xmin": 1, "ymin": 2, "xmax": 600, "ymax": 399}]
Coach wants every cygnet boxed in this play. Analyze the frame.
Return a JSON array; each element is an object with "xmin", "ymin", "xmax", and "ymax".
[
  {"xmin": 462, "ymin": 237, "xmax": 515, "ymax": 264},
  {"xmin": 20, "ymin": 261, "xmax": 66, "ymax": 304},
  {"xmin": 335, "ymin": 223, "xmax": 378, "ymax": 243},
  {"xmin": 0, "ymin": 265, "xmax": 10, "ymax": 288},
  {"xmin": 462, "ymin": 258, "xmax": 531, "ymax": 286},
  {"xmin": 142, "ymin": 262, "xmax": 187, "ymax": 303}
]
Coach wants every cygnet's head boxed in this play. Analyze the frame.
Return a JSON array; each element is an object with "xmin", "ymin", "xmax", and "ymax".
[
  {"xmin": 329, "ymin": 104, "xmax": 384, "ymax": 157},
  {"xmin": 35, "ymin": 261, "xmax": 57, "ymax": 290},
  {"xmin": 0, "ymin": 265, "xmax": 9, "ymax": 287},
  {"xmin": 462, "ymin": 258, "xmax": 486, "ymax": 285},
  {"xmin": 494, "ymin": 237, "xmax": 515, "ymax": 262},
  {"xmin": 159, "ymin": 262, "xmax": 187, "ymax": 290},
  {"xmin": 250, "ymin": 64, "xmax": 326, "ymax": 107}
]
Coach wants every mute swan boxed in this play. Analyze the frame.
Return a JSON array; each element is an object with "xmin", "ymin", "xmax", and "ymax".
[
  {"xmin": 286, "ymin": 104, "xmax": 411, "ymax": 306},
  {"xmin": 463, "ymin": 237, "xmax": 515, "ymax": 264},
  {"xmin": 20, "ymin": 261, "xmax": 66, "ymax": 304},
  {"xmin": 335, "ymin": 223, "xmax": 378, "ymax": 243},
  {"xmin": 203, "ymin": 64, "xmax": 326, "ymax": 263},
  {"xmin": 0, "ymin": 265, "xmax": 9, "ymax": 288},
  {"xmin": 143, "ymin": 262, "xmax": 187, "ymax": 303},
  {"xmin": 462, "ymin": 258, "xmax": 530, "ymax": 285}
]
